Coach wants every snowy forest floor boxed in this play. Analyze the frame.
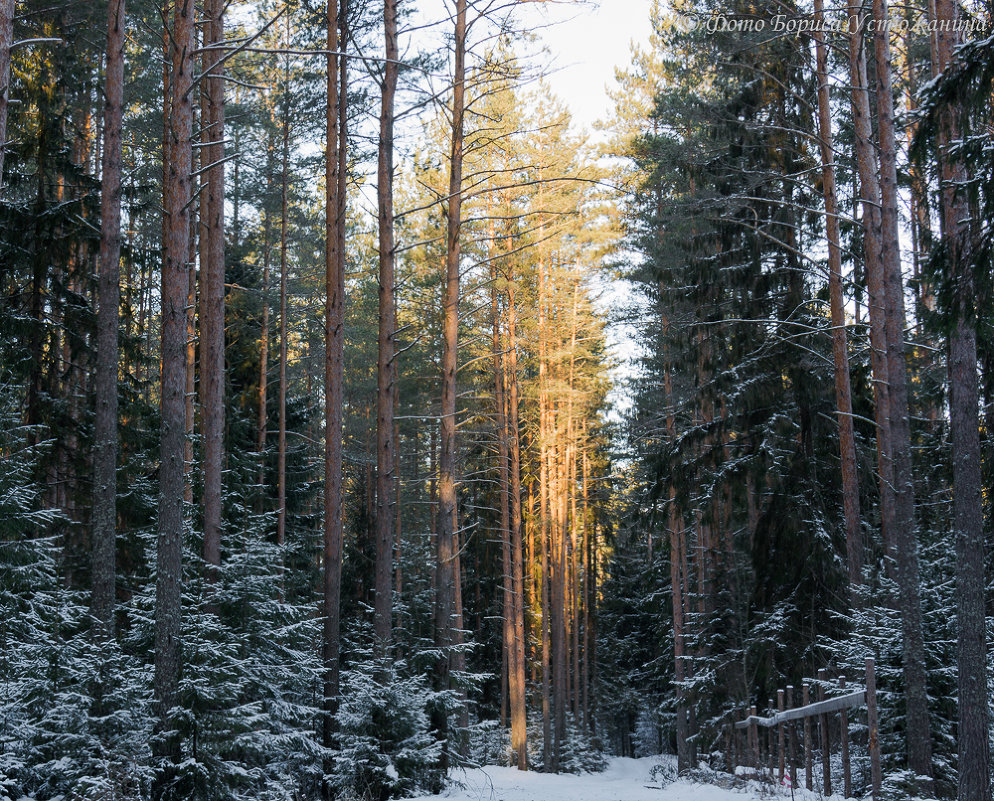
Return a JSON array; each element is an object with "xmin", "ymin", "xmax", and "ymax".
[{"xmin": 404, "ymin": 756, "xmax": 847, "ymax": 801}]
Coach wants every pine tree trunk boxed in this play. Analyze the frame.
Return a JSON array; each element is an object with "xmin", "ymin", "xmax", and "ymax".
[
  {"xmin": 184, "ymin": 209, "xmax": 196, "ymax": 507},
  {"xmin": 277, "ymin": 33, "xmax": 291, "ymax": 548},
  {"xmin": 91, "ymin": 0, "xmax": 126, "ymax": 636},
  {"xmin": 434, "ymin": 0, "xmax": 467, "ymax": 768},
  {"xmin": 871, "ymin": 1, "xmax": 932, "ymax": 776},
  {"xmin": 155, "ymin": 0, "xmax": 193, "ymax": 775},
  {"xmin": 492, "ymin": 244, "xmax": 513, "ymax": 739},
  {"xmin": 201, "ymin": 0, "xmax": 225, "ymax": 575},
  {"xmin": 664, "ymin": 310, "xmax": 690, "ymax": 772},
  {"xmin": 845, "ymin": 6, "xmax": 897, "ymax": 578},
  {"xmin": 257, "ymin": 176, "xmax": 271, "ymax": 476},
  {"xmin": 813, "ymin": 0, "xmax": 862, "ymax": 595},
  {"xmin": 374, "ymin": 0, "xmax": 399, "ymax": 651},
  {"xmin": 322, "ymin": 0, "xmax": 346, "ymax": 772},
  {"xmin": 506, "ymin": 267, "xmax": 528, "ymax": 769},
  {"xmin": 0, "ymin": 0, "xmax": 13, "ymax": 192},
  {"xmin": 932, "ymin": 3, "xmax": 991, "ymax": 798}
]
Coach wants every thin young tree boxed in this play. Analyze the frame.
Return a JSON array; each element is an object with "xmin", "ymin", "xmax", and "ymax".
[{"xmin": 91, "ymin": 0, "xmax": 126, "ymax": 635}]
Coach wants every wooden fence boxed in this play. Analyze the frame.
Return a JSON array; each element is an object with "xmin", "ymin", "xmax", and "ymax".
[{"xmin": 728, "ymin": 657, "xmax": 881, "ymax": 798}]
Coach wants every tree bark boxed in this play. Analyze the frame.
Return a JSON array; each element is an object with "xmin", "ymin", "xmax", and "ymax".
[
  {"xmin": 871, "ymin": 0, "xmax": 932, "ymax": 776},
  {"xmin": 257, "ymin": 166, "xmax": 271, "ymax": 480},
  {"xmin": 845, "ymin": 2, "xmax": 896, "ymax": 579},
  {"xmin": 492, "ymin": 238, "xmax": 513, "ymax": 735},
  {"xmin": 506, "ymin": 260, "xmax": 527, "ymax": 769},
  {"xmin": 374, "ymin": 0, "xmax": 399, "ymax": 651},
  {"xmin": 813, "ymin": 0, "xmax": 862, "ymax": 595},
  {"xmin": 322, "ymin": 0, "xmax": 346, "ymax": 774},
  {"xmin": 155, "ymin": 0, "xmax": 194, "ymax": 776},
  {"xmin": 664, "ymin": 308, "xmax": 690, "ymax": 772},
  {"xmin": 92, "ymin": 0, "xmax": 126, "ymax": 636},
  {"xmin": 931, "ymin": 3, "xmax": 991, "ymax": 798},
  {"xmin": 201, "ymin": 0, "xmax": 225, "ymax": 575},
  {"xmin": 434, "ymin": 0, "xmax": 467, "ymax": 769},
  {"xmin": 277, "ymin": 38, "xmax": 291, "ymax": 548},
  {"xmin": 0, "ymin": 0, "xmax": 13, "ymax": 192}
]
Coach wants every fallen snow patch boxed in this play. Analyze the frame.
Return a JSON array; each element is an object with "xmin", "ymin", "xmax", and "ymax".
[{"xmin": 402, "ymin": 755, "xmax": 782, "ymax": 801}]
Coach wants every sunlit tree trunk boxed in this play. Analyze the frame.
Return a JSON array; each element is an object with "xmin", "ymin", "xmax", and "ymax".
[
  {"xmin": 201, "ymin": 0, "xmax": 225, "ymax": 575},
  {"xmin": 434, "ymin": 0, "xmax": 467, "ymax": 770},
  {"xmin": 492, "ymin": 234, "xmax": 513, "ymax": 732},
  {"xmin": 506, "ymin": 260, "xmax": 527, "ymax": 769}
]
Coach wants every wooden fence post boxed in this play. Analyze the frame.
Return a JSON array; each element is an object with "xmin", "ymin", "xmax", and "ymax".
[
  {"xmin": 866, "ymin": 657, "xmax": 881, "ymax": 797},
  {"xmin": 767, "ymin": 697, "xmax": 775, "ymax": 779},
  {"xmin": 803, "ymin": 682, "xmax": 813, "ymax": 790},
  {"xmin": 777, "ymin": 688, "xmax": 785, "ymax": 782},
  {"xmin": 818, "ymin": 668, "xmax": 831, "ymax": 796},
  {"xmin": 786, "ymin": 685, "xmax": 796, "ymax": 787},
  {"xmin": 750, "ymin": 704, "xmax": 759, "ymax": 771},
  {"xmin": 840, "ymin": 674, "xmax": 851, "ymax": 798},
  {"xmin": 724, "ymin": 723, "xmax": 732, "ymax": 773}
]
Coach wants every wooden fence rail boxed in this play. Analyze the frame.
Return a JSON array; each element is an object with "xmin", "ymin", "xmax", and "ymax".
[{"xmin": 728, "ymin": 657, "xmax": 881, "ymax": 798}]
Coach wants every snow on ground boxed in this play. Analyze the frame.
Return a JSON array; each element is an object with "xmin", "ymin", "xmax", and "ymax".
[{"xmin": 404, "ymin": 755, "xmax": 818, "ymax": 801}]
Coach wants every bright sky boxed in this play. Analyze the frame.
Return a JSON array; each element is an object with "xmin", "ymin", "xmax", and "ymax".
[{"xmin": 520, "ymin": 0, "xmax": 653, "ymax": 133}]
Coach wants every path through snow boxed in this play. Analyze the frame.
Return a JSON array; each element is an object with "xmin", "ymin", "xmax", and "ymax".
[{"xmin": 405, "ymin": 756, "xmax": 796, "ymax": 801}]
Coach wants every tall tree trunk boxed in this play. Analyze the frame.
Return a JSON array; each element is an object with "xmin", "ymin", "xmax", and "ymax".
[
  {"xmin": 184, "ymin": 210, "xmax": 196, "ymax": 506},
  {"xmin": 664, "ymin": 310, "xmax": 690, "ymax": 772},
  {"xmin": 493, "ymin": 243, "xmax": 513, "ymax": 735},
  {"xmin": 374, "ymin": 0, "xmax": 399, "ymax": 651},
  {"xmin": 277, "ymin": 39, "xmax": 291, "ymax": 547},
  {"xmin": 846, "ymin": 3, "xmax": 896, "ymax": 580},
  {"xmin": 538, "ymin": 236, "xmax": 553, "ymax": 771},
  {"xmin": 506, "ymin": 264, "xmax": 527, "ymax": 769},
  {"xmin": 932, "ymin": 3, "xmax": 991, "ymax": 798},
  {"xmin": 871, "ymin": 0, "xmax": 932, "ymax": 776},
  {"xmin": 201, "ymin": 0, "xmax": 225, "ymax": 575},
  {"xmin": 322, "ymin": 0, "xmax": 346, "ymax": 775},
  {"xmin": 91, "ymin": 0, "xmax": 126, "ymax": 636},
  {"xmin": 257, "ymin": 173, "xmax": 271, "ymax": 481},
  {"xmin": 0, "ymin": 0, "xmax": 13, "ymax": 192},
  {"xmin": 277, "ymin": 127, "xmax": 288, "ymax": 545},
  {"xmin": 813, "ymin": 0, "xmax": 862, "ymax": 595},
  {"xmin": 434, "ymin": 0, "xmax": 467, "ymax": 769},
  {"xmin": 155, "ymin": 0, "xmax": 193, "ymax": 778}
]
